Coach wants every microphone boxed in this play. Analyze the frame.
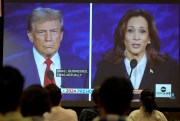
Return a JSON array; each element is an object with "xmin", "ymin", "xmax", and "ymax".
[
  {"xmin": 47, "ymin": 70, "xmax": 54, "ymax": 81},
  {"xmin": 129, "ymin": 59, "xmax": 137, "ymax": 79}
]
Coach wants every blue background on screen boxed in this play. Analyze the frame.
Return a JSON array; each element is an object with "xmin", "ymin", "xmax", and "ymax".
[
  {"xmin": 92, "ymin": 4, "xmax": 179, "ymax": 81},
  {"xmin": 3, "ymin": 3, "xmax": 179, "ymax": 85},
  {"xmin": 3, "ymin": 3, "xmax": 90, "ymax": 61}
]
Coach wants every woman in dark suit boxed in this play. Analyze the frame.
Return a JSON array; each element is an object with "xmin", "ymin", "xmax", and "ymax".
[{"xmin": 93, "ymin": 9, "xmax": 179, "ymax": 102}]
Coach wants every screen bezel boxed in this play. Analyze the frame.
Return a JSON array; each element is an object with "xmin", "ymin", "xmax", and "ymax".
[{"xmin": 2, "ymin": 0, "xmax": 180, "ymax": 110}]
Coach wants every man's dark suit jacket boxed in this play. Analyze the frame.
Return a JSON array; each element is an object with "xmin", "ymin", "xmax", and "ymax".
[
  {"xmin": 93, "ymin": 58, "xmax": 180, "ymax": 105},
  {"xmin": 4, "ymin": 49, "xmax": 89, "ymax": 101}
]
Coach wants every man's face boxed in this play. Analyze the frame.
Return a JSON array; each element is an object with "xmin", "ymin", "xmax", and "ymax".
[{"xmin": 28, "ymin": 20, "xmax": 63, "ymax": 58}]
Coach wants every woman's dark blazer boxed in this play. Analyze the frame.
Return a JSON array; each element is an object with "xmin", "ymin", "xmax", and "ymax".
[{"xmin": 93, "ymin": 58, "xmax": 179, "ymax": 103}]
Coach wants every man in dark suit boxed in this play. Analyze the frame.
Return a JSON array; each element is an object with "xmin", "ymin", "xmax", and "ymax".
[{"xmin": 3, "ymin": 7, "xmax": 89, "ymax": 101}]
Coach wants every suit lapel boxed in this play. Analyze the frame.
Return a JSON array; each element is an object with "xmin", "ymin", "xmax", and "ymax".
[
  {"xmin": 121, "ymin": 61, "xmax": 156, "ymax": 90},
  {"xmin": 58, "ymin": 52, "xmax": 67, "ymax": 87},
  {"xmin": 139, "ymin": 64, "xmax": 155, "ymax": 90},
  {"xmin": 121, "ymin": 61, "xmax": 129, "ymax": 79},
  {"xmin": 28, "ymin": 50, "xmax": 41, "ymax": 85}
]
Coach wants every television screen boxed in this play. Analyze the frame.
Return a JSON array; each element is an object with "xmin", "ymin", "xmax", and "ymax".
[{"xmin": 3, "ymin": 1, "xmax": 180, "ymax": 108}]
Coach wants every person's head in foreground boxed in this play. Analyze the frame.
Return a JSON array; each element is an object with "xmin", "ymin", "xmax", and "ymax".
[
  {"xmin": 0, "ymin": 66, "xmax": 24, "ymax": 114},
  {"xmin": 140, "ymin": 88, "xmax": 157, "ymax": 113},
  {"xmin": 45, "ymin": 84, "xmax": 62, "ymax": 106},
  {"xmin": 96, "ymin": 76, "xmax": 133, "ymax": 121}
]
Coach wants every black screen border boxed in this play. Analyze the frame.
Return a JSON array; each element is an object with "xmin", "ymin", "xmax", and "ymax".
[{"xmin": 2, "ymin": 0, "xmax": 180, "ymax": 110}]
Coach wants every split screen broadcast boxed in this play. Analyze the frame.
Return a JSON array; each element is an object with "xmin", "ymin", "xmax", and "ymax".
[{"xmin": 3, "ymin": 3, "xmax": 180, "ymax": 107}]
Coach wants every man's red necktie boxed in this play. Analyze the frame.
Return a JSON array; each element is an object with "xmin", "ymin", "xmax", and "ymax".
[{"xmin": 44, "ymin": 58, "xmax": 55, "ymax": 87}]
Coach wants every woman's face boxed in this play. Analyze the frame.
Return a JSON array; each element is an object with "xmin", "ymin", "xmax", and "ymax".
[{"xmin": 124, "ymin": 16, "xmax": 150, "ymax": 58}]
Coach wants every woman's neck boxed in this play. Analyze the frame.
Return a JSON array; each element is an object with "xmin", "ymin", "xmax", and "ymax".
[{"xmin": 126, "ymin": 52, "xmax": 145, "ymax": 63}]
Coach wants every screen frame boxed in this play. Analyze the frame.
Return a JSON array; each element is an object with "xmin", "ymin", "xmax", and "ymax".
[{"xmin": 2, "ymin": 0, "xmax": 180, "ymax": 110}]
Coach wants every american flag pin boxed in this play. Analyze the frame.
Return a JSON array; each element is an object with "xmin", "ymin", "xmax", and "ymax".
[{"xmin": 150, "ymin": 69, "xmax": 153, "ymax": 74}]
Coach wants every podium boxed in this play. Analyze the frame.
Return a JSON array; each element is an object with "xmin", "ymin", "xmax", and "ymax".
[{"xmin": 132, "ymin": 89, "xmax": 142, "ymax": 102}]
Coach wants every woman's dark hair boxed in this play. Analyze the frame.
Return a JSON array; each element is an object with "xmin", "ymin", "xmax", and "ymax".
[
  {"xmin": 104, "ymin": 9, "xmax": 168, "ymax": 68},
  {"xmin": 140, "ymin": 89, "xmax": 157, "ymax": 113}
]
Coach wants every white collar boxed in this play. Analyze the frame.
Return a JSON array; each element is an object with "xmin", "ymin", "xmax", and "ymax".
[
  {"xmin": 124, "ymin": 53, "xmax": 147, "ymax": 68},
  {"xmin": 33, "ymin": 47, "xmax": 60, "ymax": 68}
]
